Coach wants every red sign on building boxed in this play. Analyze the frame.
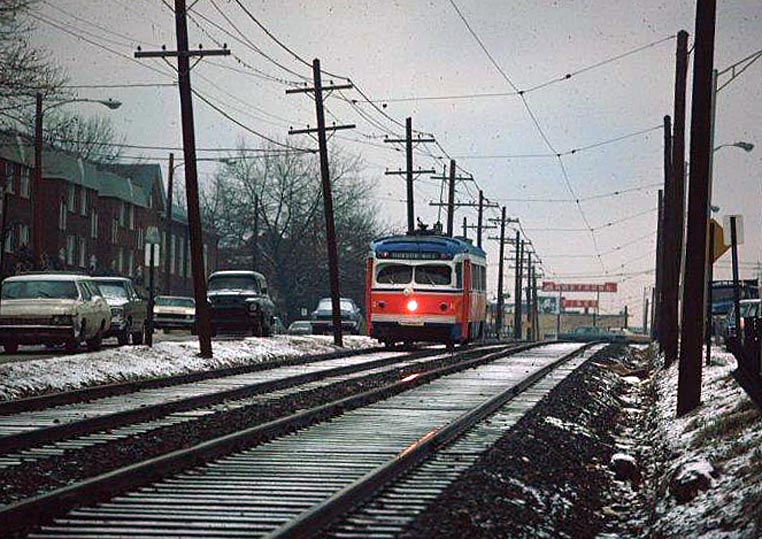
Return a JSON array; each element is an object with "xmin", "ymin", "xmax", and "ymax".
[
  {"xmin": 542, "ymin": 281, "xmax": 618, "ymax": 293},
  {"xmin": 561, "ymin": 298, "xmax": 599, "ymax": 309}
]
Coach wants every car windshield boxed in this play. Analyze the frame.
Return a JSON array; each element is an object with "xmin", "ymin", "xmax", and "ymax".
[
  {"xmin": 414, "ymin": 264, "xmax": 452, "ymax": 286},
  {"xmin": 96, "ymin": 282, "xmax": 128, "ymax": 299},
  {"xmin": 317, "ymin": 299, "xmax": 354, "ymax": 312},
  {"xmin": 291, "ymin": 321, "xmax": 311, "ymax": 329},
  {"xmin": 1, "ymin": 280, "xmax": 79, "ymax": 300},
  {"xmin": 209, "ymin": 276, "xmax": 259, "ymax": 292},
  {"xmin": 156, "ymin": 297, "xmax": 195, "ymax": 308},
  {"xmin": 376, "ymin": 263, "xmax": 412, "ymax": 285}
]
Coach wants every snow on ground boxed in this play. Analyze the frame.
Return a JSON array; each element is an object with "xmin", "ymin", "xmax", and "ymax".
[
  {"xmin": 0, "ymin": 335, "xmax": 377, "ymax": 401},
  {"xmin": 650, "ymin": 347, "xmax": 762, "ymax": 539}
]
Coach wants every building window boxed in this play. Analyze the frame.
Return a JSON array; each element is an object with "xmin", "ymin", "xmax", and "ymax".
[
  {"xmin": 78, "ymin": 238, "xmax": 86, "ymax": 268},
  {"xmin": 18, "ymin": 224, "xmax": 29, "ymax": 248},
  {"xmin": 137, "ymin": 227, "xmax": 144, "ymax": 246},
  {"xmin": 80, "ymin": 188, "xmax": 87, "ymax": 216},
  {"xmin": 128, "ymin": 205, "xmax": 134, "ymax": 230},
  {"xmin": 67, "ymin": 184, "xmax": 76, "ymax": 213},
  {"xmin": 66, "ymin": 235, "xmax": 76, "ymax": 265},
  {"xmin": 170, "ymin": 234, "xmax": 176, "ymax": 275},
  {"xmin": 3, "ymin": 227, "xmax": 14, "ymax": 253},
  {"xmin": 19, "ymin": 168, "xmax": 29, "ymax": 198},
  {"xmin": 127, "ymin": 250, "xmax": 134, "ymax": 276},
  {"xmin": 112, "ymin": 218, "xmax": 118, "ymax": 244},
  {"xmin": 117, "ymin": 247, "xmax": 124, "ymax": 274},
  {"xmin": 90, "ymin": 210, "xmax": 98, "ymax": 239},
  {"xmin": 5, "ymin": 163, "xmax": 14, "ymax": 195},
  {"xmin": 59, "ymin": 199, "xmax": 67, "ymax": 230},
  {"xmin": 185, "ymin": 238, "xmax": 190, "ymax": 278},
  {"xmin": 119, "ymin": 203, "xmax": 126, "ymax": 227},
  {"xmin": 203, "ymin": 243, "xmax": 208, "ymax": 276}
]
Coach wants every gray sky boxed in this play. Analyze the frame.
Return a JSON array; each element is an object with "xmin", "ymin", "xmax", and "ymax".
[{"xmin": 30, "ymin": 0, "xmax": 762, "ymax": 324}]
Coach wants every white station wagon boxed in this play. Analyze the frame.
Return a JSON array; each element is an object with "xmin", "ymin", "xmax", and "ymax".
[{"xmin": 0, "ymin": 273, "xmax": 111, "ymax": 354}]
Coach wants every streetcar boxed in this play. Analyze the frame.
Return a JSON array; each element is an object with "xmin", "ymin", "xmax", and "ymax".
[{"xmin": 365, "ymin": 233, "xmax": 487, "ymax": 347}]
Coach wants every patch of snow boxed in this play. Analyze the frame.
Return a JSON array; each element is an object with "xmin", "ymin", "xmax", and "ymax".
[
  {"xmin": 544, "ymin": 415, "xmax": 594, "ymax": 438},
  {"xmin": 0, "ymin": 335, "xmax": 377, "ymax": 400}
]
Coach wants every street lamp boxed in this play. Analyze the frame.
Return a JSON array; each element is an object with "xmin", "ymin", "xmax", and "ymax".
[
  {"xmin": 32, "ymin": 92, "xmax": 122, "ymax": 265},
  {"xmin": 714, "ymin": 141, "xmax": 754, "ymax": 153}
]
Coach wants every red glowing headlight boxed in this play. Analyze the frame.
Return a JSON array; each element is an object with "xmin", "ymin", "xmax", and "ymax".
[{"xmin": 407, "ymin": 299, "xmax": 418, "ymax": 312}]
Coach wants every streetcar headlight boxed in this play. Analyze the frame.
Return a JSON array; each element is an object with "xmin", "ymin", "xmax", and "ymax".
[{"xmin": 407, "ymin": 299, "xmax": 418, "ymax": 312}]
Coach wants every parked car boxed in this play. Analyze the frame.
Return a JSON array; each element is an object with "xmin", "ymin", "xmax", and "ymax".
[
  {"xmin": 92, "ymin": 277, "xmax": 147, "ymax": 345},
  {"xmin": 207, "ymin": 270, "xmax": 276, "ymax": 336},
  {"xmin": 723, "ymin": 298, "xmax": 761, "ymax": 347},
  {"xmin": 0, "ymin": 273, "xmax": 111, "ymax": 353},
  {"xmin": 310, "ymin": 297, "xmax": 365, "ymax": 335},
  {"xmin": 287, "ymin": 320, "xmax": 313, "ymax": 335},
  {"xmin": 154, "ymin": 296, "xmax": 196, "ymax": 331},
  {"xmin": 559, "ymin": 325, "xmax": 610, "ymax": 342}
]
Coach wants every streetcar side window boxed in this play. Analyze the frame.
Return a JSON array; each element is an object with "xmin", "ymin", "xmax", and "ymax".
[
  {"xmin": 455, "ymin": 263, "xmax": 462, "ymax": 289},
  {"xmin": 414, "ymin": 265, "xmax": 452, "ymax": 286},
  {"xmin": 376, "ymin": 263, "xmax": 413, "ymax": 285}
]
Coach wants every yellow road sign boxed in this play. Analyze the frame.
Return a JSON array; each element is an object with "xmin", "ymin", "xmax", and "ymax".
[{"xmin": 709, "ymin": 218, "xmax": 730, "ymax": 263}]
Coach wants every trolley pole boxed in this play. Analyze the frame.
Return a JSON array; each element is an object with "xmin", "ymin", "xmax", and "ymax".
[
  {"xmin": 706, "ymin": 220, "xmax": 715, "ymax": 364},
  {"xmin": 462, "ymin": 216, "xmax": 467, "ymax": 239},
  {"xmin": 286, "ymin": 60, "xmax": 356, "ymax": 347},
  {"xmin": 495, "ymin": 207, "xmax": 506, "ymax": 338},
  {"xmin": 678, "ymin": 0, "xmax": 717, "ymax": 416}
]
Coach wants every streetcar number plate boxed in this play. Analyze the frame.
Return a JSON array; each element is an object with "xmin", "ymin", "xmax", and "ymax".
[{"xmin": 400, "ymin": 320, "xmax": 424, "ymax": 326}]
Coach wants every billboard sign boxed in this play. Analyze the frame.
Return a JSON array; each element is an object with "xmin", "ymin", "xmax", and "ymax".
[{"xmin": 542, "ymin": 281, "xmax": 617, "ymax": 293}]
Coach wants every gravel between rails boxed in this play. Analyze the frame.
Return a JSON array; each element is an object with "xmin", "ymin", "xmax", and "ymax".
[
  {"xmin": 400, "ymin": 343, "xmax": 636, "ymax": 539},
  {"xmin": 0, "ymin": 346, "xmax": 512, "ymax": 506}
]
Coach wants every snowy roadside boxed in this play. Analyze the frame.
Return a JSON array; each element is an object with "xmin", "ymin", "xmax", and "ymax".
[
  {"xmin": 647, "ymin": 348, "xmax": 762, "ymax": 539},
  {"xmin": 0, "ymin": 335, "xmax": 377, "ymax": 401}
]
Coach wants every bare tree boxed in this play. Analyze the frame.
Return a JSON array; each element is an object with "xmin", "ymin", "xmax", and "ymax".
[
  {"xmin": 0, "ymin": 0, "xmax": 66, "ymax": 112},
  {"xmin": 37, "ymin": 109, "xmax": 124, "ymax": 163},
  {"xmin": 202, "ymin": 144, "xmax": 382, "ymax": 321}
]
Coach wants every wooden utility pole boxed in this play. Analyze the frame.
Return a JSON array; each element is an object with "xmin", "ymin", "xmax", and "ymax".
[
  {"xmin": 477, "ymin": 190, "xmax": 484, "ymax": 248},
  {"xmin": 430, "ymin": 195, "xmax": 497, "ymax": 242},
  {"xmin": 660, "ymin": 113, "xmax": 677, "ymax": 360},
  {"xmin": 164, "ymin": 152, "xmax": 174, "ymax": 295},
  {"xmin": 287, "ymin": 60, "xmax": 355, "ymax": 346},
  {"xmin": 514, "ymin": 236, "xmax": 524, "ymax": 340},
  {"xmin": 664, "ymin": 30, "xmax": 690, "ymax": 363},
  {"xmin": 252, "ymin": 194, "xmax": 259, "ymax": 270},
  {"xmin": 654, "ymin": 186, "xmax": 665, "ymax": 342},
  {"xmin": 678, "ymin": 0, "xmax": 717, "ymax": 416},
  {"xmin": 730, "ymin": 216, "xmax": 742, "ymax": 343},
  {"xmin": 32, "ymin": 92, "xmax": 43, "ymax": 267},
  {"xmin": 532, "ymin": 266, "xmax": 539, "ymax": 340},
  {"xmin": 446, "ymin": 160, "xmax": 456, "ymax": 236},
  {"xmin": 495, "ymin": 207, "xmax": 507, "ymax": 338},
  {"xmin": 384, "ymin": 119, "xmax": 435, "ymax": 234},
  {"xmin": 135, "ymin": 0, "xmax": 230, "ymax": 358},
  {"xmin": 705, "ymin": 220, "xmax": 715, "ymax": 364}
]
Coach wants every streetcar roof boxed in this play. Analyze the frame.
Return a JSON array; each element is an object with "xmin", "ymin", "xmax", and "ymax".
[{"xmin": 370, "ymin": 234, "xmax": 486, "ymax": 259}]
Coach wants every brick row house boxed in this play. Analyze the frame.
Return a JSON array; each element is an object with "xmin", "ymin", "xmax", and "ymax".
[{"xmin": 0, "ymin": 131, "xmax": 217, "ymax": 295}]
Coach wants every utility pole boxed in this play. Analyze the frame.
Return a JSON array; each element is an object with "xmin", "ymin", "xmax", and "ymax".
[
  {"xmin": 164, "ymin": 152, "xmax": 174, "ymax": 295},
  {"xmin": 654, "ymin": 186, "xmax": 665, "ymax": 342},
  {"xmin": 514, "ymin": 236, "xmax": 524, "ymax": 340},
  {"xmin": 431, "ymin": 196, "xmax": 498, "ymax": 243},
  {"xmin": 660, "ymin": 113, "xmax": 678, "ymax": 360},
  {"xmin": 730, "ymin": 216, "xmax": 742, "ymax": 343},
  {"xmin": 678, "ymin": 0, "xmax": 717, "ymax": 416},
  {"xmin": 525, "ymin": 252, "xmax": 532, "ymax": 340},
  {"xmin": 705, "ymin": 220, "xmax": 715, "ymax": 364},
  {"xmin": 384, "ymin": 119, "xmax": 435, "ymax": 234},
  {"xmin": 135, "ymin": 0, "xmax": 230, "ymax": 358},
  {"xmin": 495, "ymin": 207, "xmax": 507, "ymax": 338},
  {"xmin": 624, "ymin": 305, "xmax": 629, "ymax": 329},
  {"xmin": 252, "ymin": 194, "xmax": 259, "ymax": 270},
  {"xmin": 446, "ymin": 160, "xmax": 456, "ymax": 236},
  {"xmin": 477, "ymin": 190, "xmax": 484, "ymax": 248},
  {"xmin": 664, "ymin": 30, "xmax": 690, "ymax": 364},
  {"xmin": 32, "ymin": 92, "xmax": 43, "ymax": 267},
  {"xmin": 287, "ymin": 59, "xmax": 355, "ymax": 347},
  {"xmin": 532, "ymin": 265, "xmax": 539, "ymax": 340},
  {"xmin": 462, "ymin": 216, "xmax": 467, "ymax": 239}
]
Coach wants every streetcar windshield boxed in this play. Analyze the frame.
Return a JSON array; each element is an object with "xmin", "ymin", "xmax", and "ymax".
[
  {"xmin": 414, "ymin": 264, "xmax": 452, "ymax": 286},
  {"xmin": 376, "ymin": 263, "xmax": 412, "ymax": 285}
]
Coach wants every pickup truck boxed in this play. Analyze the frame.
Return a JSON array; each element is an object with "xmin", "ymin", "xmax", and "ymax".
[{"xmin": 207, "ymin": 270, "xmax": 276, "ymax": 337}]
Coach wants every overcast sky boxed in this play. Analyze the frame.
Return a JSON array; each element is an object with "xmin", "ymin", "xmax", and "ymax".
[{"xmin": 29, "ymin": 0, "xmax": 762, "ymax": 324}]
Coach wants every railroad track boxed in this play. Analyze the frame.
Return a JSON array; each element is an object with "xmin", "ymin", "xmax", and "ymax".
[{"xmin": 0, "ymin": 341, "xmax": 600, "ymax": 538}]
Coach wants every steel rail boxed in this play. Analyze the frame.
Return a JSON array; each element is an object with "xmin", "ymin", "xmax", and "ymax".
[
  {"xmin": 266, "ymin": 342, "xmax": 593, "ymax": 539},
  {"xmin": 0, "ymin": 342, "xmax": 538, "ymax": 536}
]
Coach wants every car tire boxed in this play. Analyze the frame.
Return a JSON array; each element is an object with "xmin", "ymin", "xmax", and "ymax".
[
  {"xmin": 3, "ymin": 342, "xmax": 19, "ymax": 354},
  {"xmin": 132, "ymin": 323, "xmax": 145, "ymax": 345},
  {"xmin": 64, "ymin": 339, "xmax": 78, "ymax": 353},
  {"xmin": 261, "ymin": 315, "xmax": 272, "ymax": 338},
  {"xmin": 86, "ymin": 325, "xmax": 104, "ymax": 351}
]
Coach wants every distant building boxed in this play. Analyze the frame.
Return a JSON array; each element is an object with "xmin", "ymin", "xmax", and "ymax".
[{"xmin": 0, "ymin": 131, "xmax": 217, "ymax": 295}]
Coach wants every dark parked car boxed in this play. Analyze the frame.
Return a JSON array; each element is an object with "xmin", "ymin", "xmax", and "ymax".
[
  {"xmin": 287, "ymin": 320, "xmax": 313, "ymax": 335},
  {"xmin": 93, "ymin": 277, "xmax": 147, "ymax": 345},
  {"xmin": 207, "ymin": 270, "xmax": 276, "ymax": 336},
  {"xmin": 311, "ymin": 297, "xmax": 365, "ymax": 335}
]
